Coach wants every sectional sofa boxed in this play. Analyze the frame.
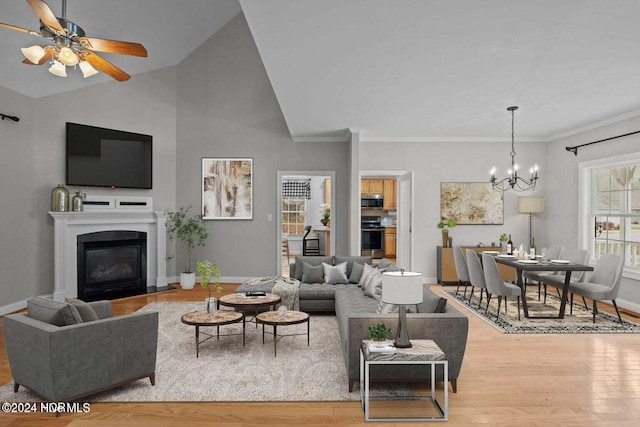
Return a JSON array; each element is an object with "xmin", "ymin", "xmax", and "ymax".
[{"xmin": 235, "ymin": 255, "xmax": 469, "ymax": 392}]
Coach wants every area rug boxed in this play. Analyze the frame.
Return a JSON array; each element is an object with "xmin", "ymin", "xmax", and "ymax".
[
  {"xmin": 0, "ymin": 302, "xmax": 409, "ymax": 402},
  {"xmin": 442, "ymin": 288, "xmax": 640, "ymax": 334}
]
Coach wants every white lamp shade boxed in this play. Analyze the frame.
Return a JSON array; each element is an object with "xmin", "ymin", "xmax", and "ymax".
[
  {"xmin": 517, "ymin": 196, "xmax": 544, "ymax": 214},
  {"xmin": 21, "ymin": 45, "xmax": 46, "ymax": 63},
  {"xmin": 79, "ymin": 61, "xmax": 99, "ymax": 78},
  {"xmin": 381, "ymin": 271, "xmax": 423, "ymax": 305},
  {"xmin": 57, "ymin": 46, "xmax": 79, "ymax": 66},
  {"xmin": 48, "ymin": 61, "xmax": 67, "ymax": 77}
]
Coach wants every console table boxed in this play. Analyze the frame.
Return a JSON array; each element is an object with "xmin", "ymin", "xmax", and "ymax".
[{"xmin": 360, "ymin": 339, "xmax": 448, "ymax": 422}]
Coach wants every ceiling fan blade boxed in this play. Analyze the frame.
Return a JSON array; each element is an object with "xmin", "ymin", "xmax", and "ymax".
[
  {"xmin": 0, "ymin": 22, "xmax": 42, "ymax": 37},
  {"xmin": 84, "ymin": 52, "xmax": 130, "ymax": 81},
  {"xmin": 80, "ymin": 37, "xmax": 148, "ymax": 57},
  {"xmin": 26, "ymin": 0, "xmax": 64, "ymax": 33}
]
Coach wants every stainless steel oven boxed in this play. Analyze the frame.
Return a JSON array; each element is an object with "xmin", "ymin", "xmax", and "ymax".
[
  {"xmin": 361, "ymin": 216, "xmax": 384, "ymax": 258},
  {"xmin": 361, "ymin": 194, "xmax": 384, "ymax": 209}
]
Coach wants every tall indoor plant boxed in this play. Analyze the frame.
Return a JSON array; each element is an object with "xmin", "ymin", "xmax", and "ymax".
[{"xmin": 166, "ymin": 205, "xmax": 208, "ymax": 289}]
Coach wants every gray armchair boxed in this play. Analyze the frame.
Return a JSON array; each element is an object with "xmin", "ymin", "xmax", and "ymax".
[{"xmin": 3, "ymin": 296, "xmax": 158, "ymax": 402}]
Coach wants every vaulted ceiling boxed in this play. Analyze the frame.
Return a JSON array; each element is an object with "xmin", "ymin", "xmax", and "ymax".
[{"xmin": 3, "ymin": 0, "xmax": 640, "ymax": 143}]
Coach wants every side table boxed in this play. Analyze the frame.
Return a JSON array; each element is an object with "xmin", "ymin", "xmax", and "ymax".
[
  {"xmin": 181, "ymin": 311, "xmax": 245, "ymax": 358},
  {"xmin": 360, "ymin": 339, "xmax": 448, "ymax": 422}
]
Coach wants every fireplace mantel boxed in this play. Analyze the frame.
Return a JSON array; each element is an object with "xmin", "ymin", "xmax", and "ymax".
[{"xmin": 49, "ymin": 211, "xmax": 167, "ymax": 301}]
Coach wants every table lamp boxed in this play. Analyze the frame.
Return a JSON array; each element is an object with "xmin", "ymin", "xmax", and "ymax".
[
  {"xmin": 517, "ymin": 196, "xmax": 544, "ymax": 248},
  {"xmin": 381, "ymin": 270, "xmax": 424, "ymax": 348}
]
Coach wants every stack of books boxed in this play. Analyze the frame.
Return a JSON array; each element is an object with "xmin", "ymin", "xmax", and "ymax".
[
  {"xmin": 367, "ymin": 342, "xmax": 396, "ymax": 355},
  {"xmin": 245, "ymin": 291, "xmax": 266, "ymax": 299}
]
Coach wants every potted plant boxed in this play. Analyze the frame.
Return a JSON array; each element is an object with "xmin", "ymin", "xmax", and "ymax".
[
  {"xmin": 318, "ymin": 202, "xmax": 331, "ymax": 227},
  {"xmin": 196, "ymin": 260, "xmax": 221, "ymax": 314},
  {"xmin": 368, "ymin": 323, "xmax": 392, "ymax": 343},
  {"xmin": 166, "ymin": 205, "xmax": 208, "ymax": 289},
  {"xmin": 437, "ymin": 218, "xmax": 457, "ymax": 248},
  {"xmin": 499, "ymin": 233, "xmax": 509, "ymax": 251}
]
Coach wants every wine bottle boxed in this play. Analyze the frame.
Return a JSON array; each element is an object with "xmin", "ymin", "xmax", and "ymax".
[
  {"xmin": 529, "ymin": 237, "xmax": 536, "ymax": 258},
  {"xmin": 506, "ymin": 234, "xmax": 513, "ymax": 255}
]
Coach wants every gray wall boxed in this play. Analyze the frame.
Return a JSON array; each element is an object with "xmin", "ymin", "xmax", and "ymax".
[
  {"xmin": 360, "ymin": 140, "xmax": 547, "ymax": 281},
  {"xmin": 0, "ymin": 68, "xmax": 179, "ymax": 311},
  {"xmin": 174, "ymin": 14, "xmax": 349, "ymax": 278}
]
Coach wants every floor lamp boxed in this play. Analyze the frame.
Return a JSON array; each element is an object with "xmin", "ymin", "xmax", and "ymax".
[{"xmin": 517, "ymin": 196, "xmax": 544, "ymax": 248}]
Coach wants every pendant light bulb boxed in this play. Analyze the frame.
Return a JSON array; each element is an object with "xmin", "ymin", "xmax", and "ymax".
[
  {"xmin": 79, "ymin": 60, "xmax": 99, "ymax": 78},
  {"xmin": 21, "ymin": 45, "xmax": 46, "ymax": 63},
  {"xmin": 48, "ymin": 60, "xmax": 67, "ymax": 77},
  {"xmin": 58, "ymin": 46, "xmax": 79, "ymax": 66}
]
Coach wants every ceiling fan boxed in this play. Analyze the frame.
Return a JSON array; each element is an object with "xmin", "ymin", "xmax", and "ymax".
[{"xmin": 0, "ymin": 0, "xmax": 147, "ymax": 81}]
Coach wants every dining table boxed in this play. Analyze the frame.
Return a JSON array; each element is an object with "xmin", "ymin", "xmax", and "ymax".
[{"xmin": 493, "ymin": 255, "xmax": 594, "ymax": 319}]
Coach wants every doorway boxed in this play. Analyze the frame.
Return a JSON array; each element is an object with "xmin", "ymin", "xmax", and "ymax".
[
  {"xmin": 277, "ymin": 171, "xmax": 336, "ymax": 276},
  {"xmin": 359, "ymin": 171, "xmax": 414, "ymax": 270}
]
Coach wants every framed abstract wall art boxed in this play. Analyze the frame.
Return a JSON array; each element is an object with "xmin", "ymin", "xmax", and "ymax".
[
  {"xmin": 440, "ymin": 182, "xmax": 503, "ymax": 225},
  {"xmin": 202, "ymin": 158, "xmax": 253, "ymax": 220}
]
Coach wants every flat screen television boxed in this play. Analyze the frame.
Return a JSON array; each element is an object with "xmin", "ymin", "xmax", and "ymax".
[{"xmin": 66, "ymin": 122, "xmax": 152, "ymax": 189}]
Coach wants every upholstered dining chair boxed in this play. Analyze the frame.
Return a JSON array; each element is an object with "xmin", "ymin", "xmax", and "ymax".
[
  {"xmin": 568, "ymin": 254, "xmax": 624, "ymax": 324},
  {"xmin": 465, "ymin": 249, "xmax": 488, "ymax": 308},
  {"xmin": 482, "ymin": 253, "xmax": 521, "ymax": 320},
  {"xmin": 529, "ymin": 248, "xmax": 589, "ymax": 304},
  {"xmin": 523, "ymin": 245, "xmax": 564, "ymax": 300},
  {"xmin": 453, "ymin": 246, "xmax": 471, "ymax": 298}
]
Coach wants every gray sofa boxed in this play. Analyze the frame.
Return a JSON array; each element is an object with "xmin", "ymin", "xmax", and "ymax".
[
  {"xmin": 236, "ymin": 255, "xmax": 469, "ymax": 392},
  {"xmin": 3, "ymin": 296, "xmax": 158, "ymax": 402}
]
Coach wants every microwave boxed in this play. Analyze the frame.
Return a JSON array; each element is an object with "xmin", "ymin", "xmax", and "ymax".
[{"xmin": 361, "ymin": 194, "xmax": 384, "ymax": 209}]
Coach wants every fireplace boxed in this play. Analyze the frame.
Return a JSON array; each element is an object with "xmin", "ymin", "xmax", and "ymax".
[{"xmin": 77, "ymin": 231, "xmax": 147, "ymax": 301}]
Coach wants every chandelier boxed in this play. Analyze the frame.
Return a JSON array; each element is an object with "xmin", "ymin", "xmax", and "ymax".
[{"xmin": 490, "ymin": 106, "xmax": 539, "ymax": 192}]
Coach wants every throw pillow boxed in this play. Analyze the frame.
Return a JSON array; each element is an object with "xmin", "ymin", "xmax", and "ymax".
[
  {"xmin": 416, "ymin": 287, "xmax": 448, "ymax": 313},
  {"xmin": 294, "ymin": 256, "xmax": 332, "ymax": 281},
  {"xmin": 323, "ymin": 262, "xmax": 349, "ymax": 284},
  {"xmin": 65, "ymin": 297, "xmax": 99, "ymax": 322},
  {"xmin": 364, "ymin": 271, "xmax": 384, "ymax": 300},
  {"xmin": 27, "ymin": 296, "xmax": 83, "ymax": 326},
  {"xmin": 376, "ymin": 258, "xmax": 393, "ymax": 269},
  {"xmin": 302, "ymin": 262, "xmax": 325, "ymax": 283},
  {"xmin": 358, "ymin": 263, "xmax": 378, "ymax": 291},
  {"xmin": 349, "ymin": 262, "xmax": 365, "ymax": 284}
]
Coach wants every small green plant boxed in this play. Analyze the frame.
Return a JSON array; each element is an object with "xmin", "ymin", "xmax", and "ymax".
[
  {"xmin": 368, "ymin": 323, "xmax": 392, "ymax": 341},
  {"xmin": 499, "ymin": 233, "xmax": 509, "ymax": 243},
  {"xmin": 165, "ymin": 205, "xmax": 208, "ymax": 273},
  {"xmin": 196, "ymin": 260, "xmax": 221, "ymax": 300},
  {"xmin": 437, "ymin": 218, "xmax": 457, "ymax": 229}
]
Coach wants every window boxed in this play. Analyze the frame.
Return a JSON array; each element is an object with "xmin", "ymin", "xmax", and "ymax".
[
  {"xmin": 584, "ymin": 158, "xmax": 640, "ymax": 273},
  {"xmin": 282, "ymin": 198, "xmax": 306, "ymax": 236}
]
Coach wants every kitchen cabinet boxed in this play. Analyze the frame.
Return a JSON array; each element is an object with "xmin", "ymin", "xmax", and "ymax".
[
  {"xmin": 436, "ymin": 246, "xmax": 516, "ymax": 285},
  {"xmin": 383, "ymin": 179, "xmax": 396, "ymax": 210},
  {"xmin": 361, "ymin": 178, "xmax": 383, "ymax": 195},
  {"xmin": 385, "ymin": 226, "xmax": 396, "ymax": 257}
]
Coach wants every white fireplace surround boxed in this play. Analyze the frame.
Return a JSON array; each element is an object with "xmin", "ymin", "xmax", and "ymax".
[{"xmin": 49, "ymin": 206, "xmax": 167, "ymax": 301}]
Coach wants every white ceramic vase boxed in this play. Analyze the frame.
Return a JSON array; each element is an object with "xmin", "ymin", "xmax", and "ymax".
[
  {"xmin": 180, "ymin": 272, "xmax": 196, "ymax": 289},
  {"xmin": 205, "ymin": 297, "xmax": 217, "ymax": 315}
]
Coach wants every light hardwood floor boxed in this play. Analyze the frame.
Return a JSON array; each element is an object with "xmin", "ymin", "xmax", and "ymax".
[{"xmin": 1, "ymin": 283, "xmax": 639, "ymax": 426}]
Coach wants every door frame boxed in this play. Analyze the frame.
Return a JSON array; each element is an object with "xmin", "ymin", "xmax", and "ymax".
[{"xmin": 277, "ymin": 171, "xmax": 336, "ymax": 274}]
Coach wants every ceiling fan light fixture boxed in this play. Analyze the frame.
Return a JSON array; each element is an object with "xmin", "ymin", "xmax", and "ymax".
[
  {"xmin": 57, "ymin": 46, "xmax": 78, "ymax": 66},
  {"xmin": 79, "ymin": 60, "xmax": 98, "ymax": 78},
  {"xmin": 48, "ymin": 60, "xmax": 67, "ymax": 77},
  {"xmin": 21, "ymin": 45, "xmax": 46, "ymax": 63}
]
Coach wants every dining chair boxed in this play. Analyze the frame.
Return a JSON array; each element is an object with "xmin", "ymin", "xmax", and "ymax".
[
  {"xmin": 465, "ymin": 250, "xmax": 488, "ymax": 308},
  {"xmin": 523, "ymin": 245, "xmax": 564, "ymax": 300},
  {"xmin": 568, "ymin": 254, "xmax": 624, "ymax": 324},
  {"xmin": 482, "ymin": 253, "xmax": 521, "ymax": 320},
  {"xmin": 302, "ymin": 226, "xmax": 320, "ymax": 256},
  {"xmin": 531, "ymin": 248, "xmax": 589, "ymax": 304},
  {"xmin": 453, "ymin": 246, "xmax": 471, "ymax": 298}
]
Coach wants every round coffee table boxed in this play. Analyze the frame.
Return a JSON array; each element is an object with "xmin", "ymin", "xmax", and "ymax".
[
  {"xmin": 256, "ymin": 310, "xmax": 310, "ymax": 357},
  {"xmin": 218, "ymin": 293, "xmax": 282, "ymax": 327},
  {"xmin": 181, "ymin": 310, "xmax": 244, "ymax": 358}
]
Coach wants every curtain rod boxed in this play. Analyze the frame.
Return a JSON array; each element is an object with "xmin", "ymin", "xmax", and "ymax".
[{"xmin": 565, "ymin": 130, "xmax": 640, "ymax": 155}]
